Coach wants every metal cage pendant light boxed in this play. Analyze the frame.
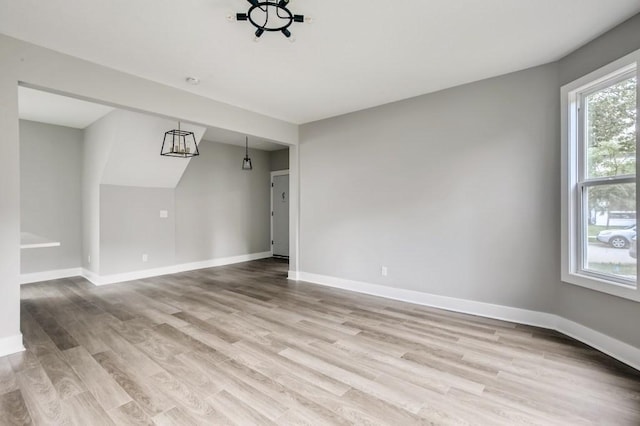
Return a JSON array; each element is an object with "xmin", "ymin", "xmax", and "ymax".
[
  {"xmin": 235, "ymin": 0, "xmax": 305, "ymax": 41},
  {"xmin": 160, "ymin": 121, "xmax": 199, "ymax": 158},
  {"xmin": 242, "ymin": 136, "xmax": 253, "ymax": 170}
]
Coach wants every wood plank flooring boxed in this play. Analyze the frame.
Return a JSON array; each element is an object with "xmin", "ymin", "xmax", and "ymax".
[{"xmin": 3, "ymin": 258, "xmax": 640, "ymax": 425}]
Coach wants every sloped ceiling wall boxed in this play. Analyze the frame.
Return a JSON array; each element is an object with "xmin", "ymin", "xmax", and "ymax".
[
  {"xmin": 83, "ymin": 108, "xmax": 206, "ymax": 274},
  {"xmin": 101, "ymin": 109, "xmax": 205, "ymax": 188}
]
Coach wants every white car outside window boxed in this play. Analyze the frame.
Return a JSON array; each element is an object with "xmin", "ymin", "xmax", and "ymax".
[{"xmin": 596, "ymin": 225, "xmax": 637, "ymax": 249}]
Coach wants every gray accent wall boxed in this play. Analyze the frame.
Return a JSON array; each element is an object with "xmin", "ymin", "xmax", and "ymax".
[
  {"xmin": 270, "ymin": 148, "xmax": 290, "ymax": 171},
  {"xmin": 100, "ymin": 185, "xmax": 175, "ymax": 275},
  {"xmin": 300, "ymin": 64, "xmax": 560, "ymax": 312},
  {"xmin": 175, "ymin": 141, "xmax": 271, "ymax": 263},
  {"xmin": 20, "ymin": 120, "xmax": 82, "ymax": 273},
  {"xmin": 555, "ymin": 14, "xmax": 640, "ymax": 348}
]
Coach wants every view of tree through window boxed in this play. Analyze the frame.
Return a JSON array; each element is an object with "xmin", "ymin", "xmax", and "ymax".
[
  {"xmin": 586, "ymin": 77, "xmax": 636, "ymax": 179},
  {"xmin": 582, "ymin": 75, "xmax": 637, "ymax": 283}
]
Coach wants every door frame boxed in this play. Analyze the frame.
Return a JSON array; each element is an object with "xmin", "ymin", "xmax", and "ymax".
[{"xmin": 270, "ymin": 169, "xmax": 290, "ymax": 257}]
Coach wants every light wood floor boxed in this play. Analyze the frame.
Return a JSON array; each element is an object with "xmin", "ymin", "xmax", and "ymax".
[{"xmin": 2, "ymin": 258, "xmax": 639, "ymax": 425}]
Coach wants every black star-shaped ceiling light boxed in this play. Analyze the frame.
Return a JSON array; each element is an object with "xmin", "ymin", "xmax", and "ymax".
[{"xmin": 235, "ymin": 0, "xmax": 305, "ymax": 40}]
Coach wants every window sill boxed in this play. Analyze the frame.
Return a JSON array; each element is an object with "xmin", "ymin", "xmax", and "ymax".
[{"xmin": 562, "ymin": 271, "xmax": 640, "ymax": 302}]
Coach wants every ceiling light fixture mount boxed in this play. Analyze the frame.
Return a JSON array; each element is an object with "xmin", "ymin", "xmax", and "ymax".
[{"xmin": 235, "ymin": 0, "xmax": 305, "ymax": 41}]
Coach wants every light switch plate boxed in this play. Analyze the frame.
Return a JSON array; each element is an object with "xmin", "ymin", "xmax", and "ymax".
[{"xmin": 160, "ymin": 210, "xmax": 169, "ymax": 218}]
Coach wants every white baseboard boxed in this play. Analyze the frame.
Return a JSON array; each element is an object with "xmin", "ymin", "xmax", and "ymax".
[
  {"xmin": 20, "ymin": 267, "xmax": 83, "ymax": 285},
  {"xmin": 296, "ymin": 271, "xmax": 640, "ymax": 372},
  {"xmin": 556, "ymin": 317, "xmax": 640, "ymax": 372},
  {"xmin": 81, "ymin": 268, "xmax": 101, "ymax": 285},
  {"xmin": 287, "ymin": 270, "xmax": 299, "ymax": 281},
  {"xmin": 297, "ymin": 272, "xmax": 556, "ymax": 329},
  {"xmin": 0, "ymin": 333, "xmax": 24, "ymax": 357},
  {"xmin": 82, "ymin": 251, "xmax": 273, "ymax": 286}
]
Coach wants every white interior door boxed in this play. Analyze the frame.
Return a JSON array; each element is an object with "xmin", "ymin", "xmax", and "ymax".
[{"xmin": 272, "ymin": 174, "xmax": 289, "ymax": 257}]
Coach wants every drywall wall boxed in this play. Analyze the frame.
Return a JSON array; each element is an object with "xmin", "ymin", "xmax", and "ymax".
[
  {"xmin": 83, "ymin": 109, "xmax": 205, "ymax": 274},
  {"xmin": 101, "ymin": 110, "xmax": 205, "ymax": 188},
  {"xmin": 175, "ymin": 141, "xmax": 271, "ymax": 263},
  {"xmin": 289, "ymin": 145, "xmax": 300, "ymax": 274},
  {"xmin": 20, "ymin": 120, "xmax": 82, "ymax": 273},
  {"xmin": 100, "ymin": 185, "xmax": 175, "ymax": 275},
  {"xmin": 299, "ymin": 63, "xmax": 560, "ymax": 312},
  {"xmin": 0, "ymin": 64, "xmax": 22, "ymax": 353},
  {"xmin": 270, "ymin": 148, "xmax": 290, "ymax": 171},
  {"xmin": 82, "ymin": 111, "xmax": 118, "ymax": 273},
  {"xmin": 555, "ymin": 14, "xmax": 640, "ymax": 348}
]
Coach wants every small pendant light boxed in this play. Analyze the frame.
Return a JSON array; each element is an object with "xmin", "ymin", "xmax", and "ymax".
[
  {"xmin": 161, "ymin": 121, "xmax": 199, "ymax": 158},
  {"xmin": 242, "ymin": 136, "xmax": 253, "ymax": 171}
]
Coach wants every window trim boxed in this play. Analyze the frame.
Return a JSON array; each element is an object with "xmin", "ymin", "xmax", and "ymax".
[{"xmin": 561, "ymin": 49, "xmax": 640, "ymax": 302}]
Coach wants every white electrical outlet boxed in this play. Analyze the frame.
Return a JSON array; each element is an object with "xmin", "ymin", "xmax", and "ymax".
[
  {"xmin": 381, "ymin": 266, "xmax": 388, "ymax": 276},
  {"xmin": 142, "ymin": 254, "xmax": 148, "ymax": 262},
  {"xmin": 160, "ymin": 210, "xmax": 169, "ymax": 218},
  {"xmin": 88, "ymin": 254, "xmax": 91, "ymax": 264}
]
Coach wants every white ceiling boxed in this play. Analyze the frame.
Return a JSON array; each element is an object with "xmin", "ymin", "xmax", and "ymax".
[
  {"xmin": 18, "ymin": 86, "xmax": 114, "ymax": 129},
  {"xmin": 3, "ymin": 1, "xmax": 640, "ymax": 124}
]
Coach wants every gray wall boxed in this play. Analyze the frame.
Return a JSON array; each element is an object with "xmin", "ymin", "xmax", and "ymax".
[
  {"xmin": 0, "ymin": 67, "xmax": 21, "ymax": 344},
  {"xmin": 555, "ymin": 14, "xmax": 640, "ymax": 348},
  {"xmin": 82, "ymin": 111, "xmax": 118, "ymax": 273},
  {"xmin": 99, "ymin": 185, "xmax": 175, "ymax": 275},
  {"xmin": 88, "ymin": 131, "xmax": 272, "ymax": 276},
  {"xmin": 270, "ymin": 148, "xmax": 289, "ymax": 171},
  {"xmin": 300, "ymin": 64, "xmax": 560, "ymax": 312},
  {"xmin": 20, "ymin": 120, "xmax": 82, "ymax": 273},
  {"xmin": 98, "ymin": 139, "xmax": 272, "ymax": 274},
  {"xmin": 175, "ymin": 141, "xmax": 271, "ymax": 263}
]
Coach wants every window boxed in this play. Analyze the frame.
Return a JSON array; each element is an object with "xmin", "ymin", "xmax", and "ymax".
[{"xmin": 562, "ymin": 50, "xmax": 639, "ymax": 301}]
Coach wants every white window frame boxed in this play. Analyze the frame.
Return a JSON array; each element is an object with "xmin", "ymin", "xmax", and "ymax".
[{"xmin": 561, "ymin": 49, "xmax": 640, "ymax": 302}]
